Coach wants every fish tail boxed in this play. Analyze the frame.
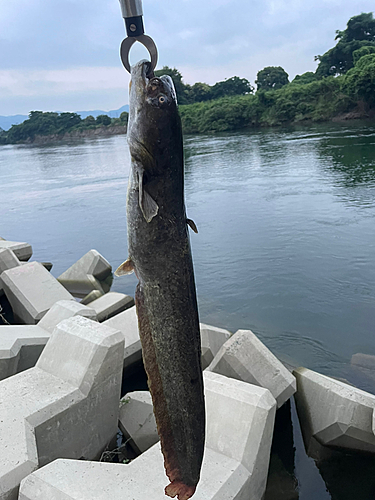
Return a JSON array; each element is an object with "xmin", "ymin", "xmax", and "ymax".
[
  {"xmin": 165, "ymin": 481, "xmax": 196, "ymax": 500},
  {"xmin": 136, "ymin": 285, "xmax": 196, "ymax": 495}
]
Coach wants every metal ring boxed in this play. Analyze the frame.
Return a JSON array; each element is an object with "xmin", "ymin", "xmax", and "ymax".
[{"xmin": 120, "ymin": 34, "xmax": 158, "ymax": 74}]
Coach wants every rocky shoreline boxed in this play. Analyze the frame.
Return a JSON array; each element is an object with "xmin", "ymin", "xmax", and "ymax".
[{"xmin": 1, "ymin": 236, "xmax": 375, "ymax": 499}]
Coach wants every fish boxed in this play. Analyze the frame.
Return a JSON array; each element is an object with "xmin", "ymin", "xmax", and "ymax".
[{"xmin": 115, "ymin": 60, "xmax": 205, "ymax": 500}]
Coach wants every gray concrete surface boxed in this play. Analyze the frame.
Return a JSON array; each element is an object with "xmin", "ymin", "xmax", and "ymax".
[
  {"xmin": 0, "ymin": 325, "xmax": 49, "ymax": 380},
  {"xmin": 0, "ymin": 248, "xmax": 21, "ymax": 297},
  {"xmin": 38, "ymin": 300, "xmax": 97, "ymax": 334},
  {"xmin": 0, "ymin": 316, "xmax": 124, "ymax": 500},
  {"xmin": 119, "ymin": 391, "xmax": 157, "ymax": 454},
  {"xmin": 58, "ymin": 250, "xmax": 112, "ymax": 298},
  {"xmin": 103, "ymin": 306, "xmax": 141, "ymax": 370},
  {"xmin": 80, "ymin": 289, "xmax": 104, "ymax": 305},
  {"xmin": 0, "ymin": 301, "xmax": 98, "ymax": 381},
  {"xmin": 1, "ymin": 262, "xmax": 73, "ymax": 324},
  {"xmin": 208, "ymin": 329, "xmax": 296, "ymax": 408},
  {"xmin": 294, "ymin": 367, "xmax": 375, "ymax": 456},
  {"xmin": 89, "ymin": 291, "xmax": 134, "ymax": 322},
  {"xmin": 19, "ymin": 372, "xmax": 276, "ymax": 500},
  {"xmin": 200, "ymin": 323, "xmax": 232, "ymax": 369},
  {"xmin": 0, "ymin": 240, "xmax": 32, "ymax": 261}
]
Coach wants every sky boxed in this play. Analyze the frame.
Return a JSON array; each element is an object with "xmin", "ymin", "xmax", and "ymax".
[{"xmin": 0, "ymin": 0, "xmax": 374, "ymax": 116}]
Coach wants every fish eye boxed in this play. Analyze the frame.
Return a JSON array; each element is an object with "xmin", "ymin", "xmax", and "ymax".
[{"xmin": 159, "ymin": 95, "xmax": 166, "ymax": 104}]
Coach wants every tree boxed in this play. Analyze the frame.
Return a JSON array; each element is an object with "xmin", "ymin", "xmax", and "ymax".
[
  {"xmin": 211, "ymin": 76, "xmax": 254, "ymax": 99},
  {"xmin": 353, "ymin": 45, "xmax": 375, "ymax": 65},
  {"xmin": 119, "ymin": 111, "xmax": 129, "ymax": 124},
  {"xmin": 83, "ymin": 115, "xmax": 96, "ymax": 126},
  {"xmin": 96, "ymin": 114, "xmax": 111, "ymax": 126},
  {"xmin": 255, "ymin": 66, "xmax": 289, "ymax": 91},
  {"xmin": 342, "ymin": 53, "xmax": 375, "ymax": 106},
  {"xmin": 189, "ymin": 82, "xmax": 213, "ymax": 102},
  {"xmin": 292, "ymin": 72, "xmax": 317, "ymax": 85},
  {"xmin": 315, "ymin": 13, "xmax": 375, "ymax": 77}
]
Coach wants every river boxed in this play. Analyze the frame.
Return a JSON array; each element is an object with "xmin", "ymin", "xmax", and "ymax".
[{"xmin": 1, "ymin": 120, "xmax": 375, "ymax": 498}]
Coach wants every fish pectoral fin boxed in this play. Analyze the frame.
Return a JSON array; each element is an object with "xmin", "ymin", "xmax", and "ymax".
[
  {"xmin": 186, "ymin": 218, "xmax": 198, "ymax": 233},
  {"xmin": 114, "ymin": 258, "xmax": 135, "ymax": 276},
  {"xmin": 139, "ymin": 172, "xmax": 159, "ymax": 223}
]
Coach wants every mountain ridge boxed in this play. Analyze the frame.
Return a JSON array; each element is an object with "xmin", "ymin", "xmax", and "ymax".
[{"xmin": 0, "ymin": 105, "xmax": 129, "ymax": 131}]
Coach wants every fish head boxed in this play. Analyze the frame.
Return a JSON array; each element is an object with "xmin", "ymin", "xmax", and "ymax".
[{"xmin": 128, "ymin": 60, "xmax": 181, "ymax": 170}]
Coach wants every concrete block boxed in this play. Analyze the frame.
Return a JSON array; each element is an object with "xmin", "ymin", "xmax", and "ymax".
[
  {"xmin": 58, "ymin": 250, "xmax": 112, "ymax": 298},
  {"xmin": 119, "ymin": 391, "xmax": 157, "ymax": 454},
  {"xmin": 0, "ymin": 301, "xmax": 98, "ymax": 381},
  {"xmin": 0, "ymin": 248, "xmax": 21, "ymax": 297},
  {"xmin": 208, "ymin": 329, "xmax": 296, "ymax": 408},
  {"xmin": 89, "ymin": 291, "xmax": 134, "ymax": 322},
  {"xmin": 0, "ymin": 240, "xmax": 32, "ymax": 261},
  {"xmin": 294, "ymin": 367, "xmax": 375, "ymax": 455},
  {"xmin": 0, "ymin": 316, "xmax": 124, "ymax": 500},
  {"xmin": 0, "ymin": 248, "xmax": 21, "ymax": 274},
  {"xmin": 200, "ymin": 323, "xmax": 232, "ymax": 369},
  {"xmin": 1, "ymin": 262, "xmax": 73, "ymax": 324},
  {"xmin": 80, "ymin": 289, "xmax": 104, "ymax": 305},
  {"xmin": 0, "ymin": 325, "xmax": 49, "ymax": 380},
  {"xmin": 104, "ymin": 306, "xmax": 141, "ymax": 370},
  {"xmin": 38, "ymin": 299, "xmax": 97, "ymax": 334},
  {"xmin": 19, "ymin": 372, "xmax": 276, "ymax": 500}
]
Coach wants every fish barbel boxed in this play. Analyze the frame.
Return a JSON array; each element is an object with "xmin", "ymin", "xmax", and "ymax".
[{"xmin": 116, "ymin": 60, "xmax": 205, "ymax": 500}]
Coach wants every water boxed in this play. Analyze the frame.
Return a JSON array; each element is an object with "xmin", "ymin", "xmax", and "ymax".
[{"xmin": 1, "ymin": 121, "xmax": 375, "ymax": 498}]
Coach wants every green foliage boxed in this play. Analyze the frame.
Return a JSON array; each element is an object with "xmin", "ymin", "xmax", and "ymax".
[
  {"xmin": 342, "ymin": 53, "xmax": 375, "ymax": 106},
  {"xmin": 155, "ymin": 66, "xmax": 253, "ymax": 104},
  {"xmin": 180, "ymin": 76, "xmax": 355, "ymax": 133},
  {"xmin": 316, "ymin": 13, "xmax": 375, "ymax": 77},
  {"xmin": 255, "ymin": 66, "xmax": 289, "ymax": 91},
  {"xmin": 119, "ymin": 111, "xmax": 129, "ymax": 124},
  {"xmin": 96, "ymin": 114, "xmax": 111, "ymax": 126},
  {"xmin": 292, "ymin": 72, "xmax": 317, "ymax": 85},
  {"xmin": 353, "ymin": 45, "xmax": 375, "ymax": 65},
  {"xmin": 210, "ymin": 76, "xmax": 254, "ymax": 99}
]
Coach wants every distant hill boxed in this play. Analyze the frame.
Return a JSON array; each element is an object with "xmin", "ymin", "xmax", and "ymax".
[{"xmin": 0, "ymin": 105, "xmax": 129, "ymax": 131}]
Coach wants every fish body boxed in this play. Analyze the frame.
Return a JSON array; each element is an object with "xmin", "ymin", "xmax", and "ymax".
[{"xmin": 118, "ymin": 61, "xmax": 205, "ymax": 500}]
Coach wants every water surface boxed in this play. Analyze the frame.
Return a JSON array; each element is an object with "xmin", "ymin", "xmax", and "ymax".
[{"xmin": 1, "ymin": 120, "xmax": 375, "ymax": 498}]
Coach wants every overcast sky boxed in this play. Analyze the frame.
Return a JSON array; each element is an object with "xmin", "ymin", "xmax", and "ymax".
[{"xmin": 0, "ymin": 0, "xmax": 374, "ymax": 115}]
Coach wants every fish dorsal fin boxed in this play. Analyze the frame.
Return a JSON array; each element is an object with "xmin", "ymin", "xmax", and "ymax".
[
  {"xmin": 139, "ymin": 170, "xmax": 158, "ymax": 223},
  {"xmin": 187, "ymin": 218, "xmax": 198, "ymax": 233},
  {"xmin": 115, "ymin": 258, "xmax": 134, "ymax": 276}
]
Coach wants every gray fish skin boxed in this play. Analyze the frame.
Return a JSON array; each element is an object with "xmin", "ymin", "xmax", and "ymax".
[{"xmin": 120, "ymin": 60, "xmax": 205, "ymax": 500}]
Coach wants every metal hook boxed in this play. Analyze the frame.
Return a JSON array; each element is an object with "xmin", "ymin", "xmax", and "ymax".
[
  {"xmin": 119, "ymin": 0, "xmax": 158, "ymax": 75},
  {"xmin": 120, "ymin": 35, "xmax": 158, "ymax": 75}
]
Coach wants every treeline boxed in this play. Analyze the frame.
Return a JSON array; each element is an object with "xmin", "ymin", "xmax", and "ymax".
[
  {"xmin": 0, "ymin": 110, "xmax": 128, "ymax": 144},
  {"xmin": 154, "ymin": 69, "xmax": 253, "ymax": 105},
  {"xmin": 175, "ymin": 12, "xmax": 375, "ymax": 132}
]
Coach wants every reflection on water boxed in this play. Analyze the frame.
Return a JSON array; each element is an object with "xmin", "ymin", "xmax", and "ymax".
[{"xmin": 1, "ymin": 122, "xmax": 375, "ymax": 499}]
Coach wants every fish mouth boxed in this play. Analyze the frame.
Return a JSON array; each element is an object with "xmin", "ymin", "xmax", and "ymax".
[{"xmin": 131, "ymin": 60, "xmax": 152, "ymax": 93}]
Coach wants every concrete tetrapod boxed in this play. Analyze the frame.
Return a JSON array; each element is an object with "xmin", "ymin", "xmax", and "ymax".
[
  {"xmin": 0, "ymin": 240, "xmax": 32, "ymax": 261},
  {"xmin": 88, "ymin": 291, "xmax": 134, "ymax": 322},
  {"xmin": 0, "ymin": 301, "xmax": 97, "ymax": 381},
  {"xmin": 294, "ymin": 367, "xmax": 375, "ymax": 455},
  {"xmin": 103, "ymin": 305, "xmax": 142, "ymax": 371},
  {"xmin": 57, "ymin": 249, "xmax": 112, "ymax": 298},
  {"xmin": 1, "ymin": 262, "xmax": 73, "ymax": 324},
  {"xmin": 19, "ymin": 372, "xmax": 276, "ymax": 500},
  {"xmin": 119, "ymin": 391, "xmax": 158, "ymax": 454},
  {"xmin": 208, "ymin": 329, "xmax": 296, "ymax": 408},
  {"xmin": 0, "ymin": 316, "xmax": 124, "ymax": 500},
  {"xmin": 200, "ymin": 323, "xmax": 232, "ymax": 370},
  {"xmin": 0, "ymin": 248, "xmax": 21, "ymax": 297}
]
